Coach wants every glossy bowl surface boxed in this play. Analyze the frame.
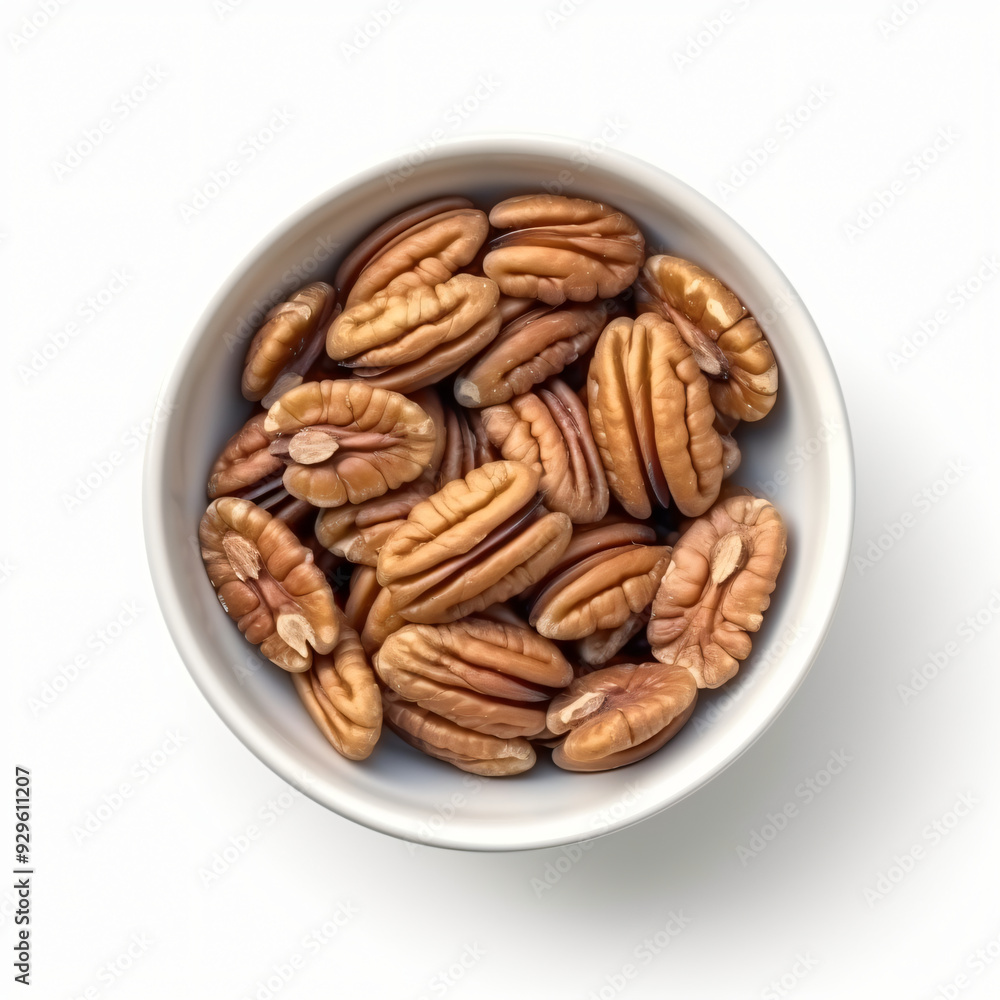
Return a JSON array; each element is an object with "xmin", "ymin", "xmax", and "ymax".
[{"xmin": 143, "ymin": 135, "xmax": 854, "ymax": 851}]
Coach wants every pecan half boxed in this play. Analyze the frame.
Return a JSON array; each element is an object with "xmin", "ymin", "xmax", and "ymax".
[
  {"xmin": 328, "ymin": 273, "xmax": 500, "ymax": 370},
  {"xmin": 199, "ymin": 497, "xmax": 339, "ymax": 671},
  {"xmin": 530, "ymin": 540, "xmax": 671, "ymax": 641},
  {"xmin": 382, "ymin": 689, "xmax": 536, "ymax": 776},
  {"xmin": 313, "ymin": 475, "xmax": 437, "ymax": 566},
  {"xmin": 264, "ymin": 380, "xmax": 437, "ymax": 507},
  {"xmin": 648, "ymin": 492, "xmax": 787, "ymax": 688},
  {"xmin": 343, "ymin": 206, "xmax": 489, "ymax": 307},
  {"xmin": 453, "ymin": 299, "xmax": 622, "ymax": 408},
  {"xmin": 374, "ymin": 618, "xmax": 572, "ymax": 738},
  {"xmin": 242, "ymin": 282, "xmax": 338, "ymax": 405},
  {"xmin": 376, "ymin": 461, "xmax": 572, "ymax": 624},
  {"xmin": 334, "ymin": 197, "xmax": 477, "ymax": 298},
  {"xmin": 291, "ymin": 608, "xmax": 381, "ymax": 760},
  {"xmin": 480, "ymin": 378, "xmax": 609, "ymax": 523},
  {"xmin": 483, "ymin": 194, "xmax": 645, "ymax": 305},
  {"xmin": 207, "ymin": 412, "xmax": 283, "ymax": 500},
  {"xmin": 547, "ymin": 661, "xmax": 697, "ymax": 771},
  {"xmin": 636, "ymin": 255, "xmax": 778, "ymax": 422},
  {"xmin": 343, "ymin": 299, "xmax": 502, "ymax": 393},
  {"xmin": 587, "ymin": 313, "xmax": 723, "ymax": 518}
]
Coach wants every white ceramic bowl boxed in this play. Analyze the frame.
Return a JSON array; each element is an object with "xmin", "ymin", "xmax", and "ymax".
[{"xmin": 143, "ymin": 134, "xmax": 854, "ymax": 851}]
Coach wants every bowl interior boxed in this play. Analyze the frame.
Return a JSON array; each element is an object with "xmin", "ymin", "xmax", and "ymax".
[{"xmin": 144, "ymin": 136, "xmax": 853, "ymax": 851}]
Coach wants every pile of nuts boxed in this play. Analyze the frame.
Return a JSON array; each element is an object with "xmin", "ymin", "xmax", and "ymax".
[{"xmin": 199, "ymin": 192, "xmax": 787, "ymax": 776}]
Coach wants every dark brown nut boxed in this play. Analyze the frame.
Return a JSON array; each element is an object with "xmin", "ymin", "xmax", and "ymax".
[
  {"xmin": 264, "ymin": 380, "xmax": 437, "ymax": 507},
  {"xmin": 480, "ymin": 378, "xmax": 609, "ymax": 523},
  {"xmin": 343, "ymin": 207, "xmax": 489, "ymax": 307},
  {"xmin": 587, "ymin": 313, "xmax": 724, "ymax": 518},
  {"xmin": 382, "ymin": 689, "xmax": 536, "ymax": 776},
  {"xmin": 207, "ymin": 412, "xmax": 283, "ymax": 500},
  {"xmin": 376, "ymin": 461, "xmax": 572, "ymax": 624},
  {"xmin": 334, "ymin": 197, "xmax": 476, "ymax": 298},
  {"xmin": 314, "ymin": 476, "xmax": 437, "ymax": 566},
  {"xmin": 530, "ymin": 542, "xmax": 671, "ymax": 641},
  {"xmin": 241, "ymin": 282, "xmax": 338, "ymax": 405},
  {"xmin": 648, "ymin": 492, "xmax": 787, "ymax": 688},
  {"xmin": 374, "ymin": 618, "xmax": 573, "ymax": 738},
  {"xmin": 546, "ymin": 662, "xmax": 698, "ymax": 771},
  {"xmin": 636, "ymin": 255, "xmax": 778, "ymax": 422},
  {"xmin": 453, "ymin": 299, "xmax": 622, "ymax": 408},
  {"xmin": 328, "ymin": 273, "xmax": 500, "ymax": 369},
  {"xmin": 483, "ymin": 194, "xmax": 645, "ymax": 306},
  {"xmin": 199, "ymin": 497, "xmax": 339, "ymax": 671},
  {"xmin": 291, "ymin": 608, "xmax": 382, "ymax": 760}
]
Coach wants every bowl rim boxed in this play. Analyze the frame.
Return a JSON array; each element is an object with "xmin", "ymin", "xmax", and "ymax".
[{"xmin": 143, "ymin": 132, "xmax": 856, "ymax": 851}]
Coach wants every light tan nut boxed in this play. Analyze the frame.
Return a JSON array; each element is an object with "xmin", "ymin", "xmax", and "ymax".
[
  {"xmin": 291, "ymin": 608, "xmax": 382, "ymax": 760},
  {"xmin": 637, "ymin": 255, "xmax": 778, "ymax": 422},
  {"xmin": 343, "ymin": 206, "xmax": 489, "ymax": 307},
  {"xmin": 382, "ymin": 689, "xmax": 536, "ymax": 776},
  {"xmin": 264, "ymin": 380, "xmax": 437, "ymax": 507},
  {"xmin": 374, "ymin": 618, "xmax": 572, "ymax": 738},
  {"xmin": 530, "ymin": 542, "xmax": 671, "ymax": 641},
  {"xmin": 334, "ymin": 197, "xmax": 476, "ymax": 298},
  {"xmin": 587, "ymin": 313, "xmax": 723, "ymax": 518},
  {"xmin": 480, "ymin": 378, "xmax": 609, "ymax": 523},
  {"xmin": 328, "ymin": 272, "xmax": 500, "ymax": 370},
  {"xmin": 483, "ymin": 194, "xmax": 645, "ymax": 305},
  {"xmin": 207, "ymin": 412, "xmax": 283, "ymax": 500},
  {"xmin": 454, "ymin": 299, "xmax": 623, "ymax": 408},
  {"xmin": 547, "ymin": 662, "xmax": 698, "ymax": 771},
  {"xmin": 648, "ymin": 492, "xmax": 787, "ymax": 688},
  {"xmin": 242, "ymin": 282, "xmax": 338, "ymax": 405},
  {"xmin": 377, "ymin": 461, "xmax": 572, "ymax": 624},
  {"xmin": 199, "ymin": 497, "xmax": 339, "ymax": 671}
]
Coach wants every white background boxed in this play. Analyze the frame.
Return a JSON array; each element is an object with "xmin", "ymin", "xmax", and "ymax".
[{"xmin": 4, "ymin": 0, "xmax": 1000, "ymax": 997}]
